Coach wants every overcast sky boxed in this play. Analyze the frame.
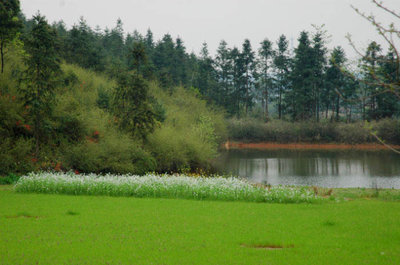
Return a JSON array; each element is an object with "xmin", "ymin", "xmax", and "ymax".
[{"xmin": 20, "ymin": 0, "xmax": 400, "ymax": 59}]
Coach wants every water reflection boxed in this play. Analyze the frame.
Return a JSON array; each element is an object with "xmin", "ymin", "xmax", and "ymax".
[{"xmin": 213, "ymin": 149, "xmax": 400, "ymax": 188}]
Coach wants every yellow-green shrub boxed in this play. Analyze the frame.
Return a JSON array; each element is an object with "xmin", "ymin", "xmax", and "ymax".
[{"xmin": 147, "ymin": 84, "xmax": 227, "ymax": 171}]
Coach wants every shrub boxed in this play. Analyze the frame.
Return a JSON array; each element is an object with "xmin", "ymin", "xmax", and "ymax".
[
  {"xmin": 0, "ymin": 173, "xmax": 21, "ymax": 185},
  {"xmin": 374, "ymin": 119, "xmax": 400, "ymax": 145},
  {"xmin": 227, "ymin": 118, "xmax": 399, "ymax": 144},
  {"xmin": 147, "ymin": 85, "xmax": 227, "ymax": 171},
  {"xmin": 0, "ymin": 138, "xmax": 34, "ymax": 175}
]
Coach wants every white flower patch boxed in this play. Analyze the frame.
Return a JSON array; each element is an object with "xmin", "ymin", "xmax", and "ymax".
[{"xmin": 14, "ymin": 172, "xmax": 324, "ymax": 203}]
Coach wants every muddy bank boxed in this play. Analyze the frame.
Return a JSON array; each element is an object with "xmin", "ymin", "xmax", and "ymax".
[{"xmin": 223, "ymin": 141, "xmax": 400, "ymax": 150}]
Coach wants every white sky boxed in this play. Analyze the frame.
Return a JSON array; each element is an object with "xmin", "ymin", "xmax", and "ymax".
[{"xmin": 21, "ymin": 0, "xmax": 400, "ymax": 59}]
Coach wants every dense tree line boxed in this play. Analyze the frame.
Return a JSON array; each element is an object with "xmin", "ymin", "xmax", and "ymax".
[
  {"xmin": 17, "ymin": 15, "xmax": 398, "ymax": 121},
  {"xmin": 0, "ymin": 1, "xmax": 397, "ymax": 130}
]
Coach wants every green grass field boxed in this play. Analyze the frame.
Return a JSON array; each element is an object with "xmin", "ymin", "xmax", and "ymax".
[{"xmin": 1, "ymin": 186, "xmax": 400, "ymax": 264}]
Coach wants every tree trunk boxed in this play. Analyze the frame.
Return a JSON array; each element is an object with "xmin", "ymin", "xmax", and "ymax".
[
  {"xmin": 349, "ymin": 107, "xmax": 352, "ymax": 122},
  {"xmin": 34, "ymin": 115, "xmax": 40, "ymax": 158},
  {"xmin": 1, "ymin": 41, "xmax": 4, "ymax": 74},
  {"xmin": 245, "ymin": 74, "xmax": 249, "ymax": 115},
  {"xmin": 325, "ymin": 102, "xmax": 329, "ymax": 119},
  {"xmin": 278, "ymin": 88, "xmax": 282, "ymax": 119},
  {"xmin": 265, "ymin": 89, "xmax": 269, "ymax": 122},
  {"xmin": 362, "ymin": 99, "xmax": 366, "ymax": 121},
  {"xmin": 335, "ymin": 93, "xmax": 340, "ymax": 122}
]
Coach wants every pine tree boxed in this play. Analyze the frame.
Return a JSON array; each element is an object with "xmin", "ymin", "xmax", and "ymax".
[
  {"xmin": 129, "ymin": 41, "xmax": 147, "ymax": 73},
  {"xmin": 310, "ymin": 28, "xmax": 328, "ymax": 121},
  {"xmin": 174, "ymin": 37, "xmax": 189, "ymax": 85},
  {"xmin": 153, "ymin": 34, "xmax": 176, "ymax": 86},
  {"xmin": 325, "ymin": 46, "xmax": 346, "ymax": 121},
  {"xmin": 289, "ymin": 31, "xmax": 314, "ymax": 120},
  {"xmin": 230, "ymin": 47, "xmax": 245, "ymax": 116},
  {"xmin": 214, "ymin": 40, "xmax": 232, "ymax": 110},
  {"xmin": 0, "ymin": 0, "xmax": 22, "ymax": 73},
  {"xmin": 195, "ymin": 42, "xmax": 216, "ymax": 99},
  {"xmin": 113, "ymin": 72, "xmax": 157, "ymax": 139},
  {"xmin": 258, "ymin": 38, "xmax": 273, "ymax": 121},
  {"xmin": 361, "ymin": 41, "xmax": 382, "ymax": 120},
  {"xmin": 21, "ymin": 14, "xmax": 60, "ymax": 156},
  {"xmin": 241, "ymin": 39, "xmax": 256, "ymax": 115},
  {"xmin": 273, "ymin": 35, "xmax": 290, "ymax": 119},
  {"xmin": 375, "ymin": 50, "xmax": 400, "ymax": 118},
  {"xmin": 66, "ymin": 17, "xmax": 104, "ymax": 70}
]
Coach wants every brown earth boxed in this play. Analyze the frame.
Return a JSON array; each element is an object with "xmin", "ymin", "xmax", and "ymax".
[{"xmin": 224, "ymin": 141, "xmax": 400, "ymax": 150}]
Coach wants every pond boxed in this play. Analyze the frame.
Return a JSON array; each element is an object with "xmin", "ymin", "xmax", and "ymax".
[{"xmin": 213, "ymin": 149, "xmax": 400, "ymax": 188}]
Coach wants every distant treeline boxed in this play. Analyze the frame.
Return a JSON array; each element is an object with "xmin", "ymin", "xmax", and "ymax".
[{"xmin": 18, "ymin": 15, "xmax": 399, "ymax": 121}]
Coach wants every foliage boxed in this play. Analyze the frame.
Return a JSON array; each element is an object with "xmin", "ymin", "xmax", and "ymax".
[
  {"xmin": 225, "ymin": 118, "xmax": 399, "ymax": 144},
  {"xmin": 0, "ymin": 138, "xmax": 33, "ymax": 174},
  {"xmin": 0, "ymin": 0, "xmax": 22, "ymax": 73},
  {"xmin": 147, "ymin": 85, "xmax": 227, "ymax": 171},
  {"xmin": 0, "ymin": 173, "xmax": 20, "ymax": 184},
  {"xmin": 112, "ymin": 72, "xmax": 158, "ymax": 138},
  {"xmin": 20, "ymin": 14, "xmax": 60, "ymax": 157}
]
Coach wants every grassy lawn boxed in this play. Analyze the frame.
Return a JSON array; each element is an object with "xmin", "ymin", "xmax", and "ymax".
[{"xmin": 1, "ymin": 186, "xmax": 400, "ymax": 264}]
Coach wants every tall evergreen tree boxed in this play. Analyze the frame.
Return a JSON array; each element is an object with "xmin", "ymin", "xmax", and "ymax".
[
  {"xmin": 375, "ymin": 50, "xmax": 400, "ymax": 118},
  {"xmin": 66, "ymin": 17, "xmax": 104, "ymax": 70},
  {"xmin": 230, "ymin": 47, "xmax": 246, "ymax": 116},
  {"xmin": 174, "ymin": 37, "xmax": 189, "ymax": 85},
  {"xmin": 21, "ymin": 14, "xmax": 60, "ymax": 156},
  {"xmin": 0, "ymin": 0, "xmax": 22, "ymax": 73},
  {"xmin": 310, "ymin": 29, "xmax": 328, "ymax": 121},
  {"xmin": 129, "ymin": 41, "xmax": 147, "ymax": 73},
  {"xmin": 214, "ymin": 40, "xmax": 232, "ymax": 110},
  {"xmin": 325, "ymin": 46, "xmax": 347, "ymax": 121},
  {"xmin": 241, "ymin": 39, "xmax": 256, "ymax": 115},
  {"xmin": 361, "ymin": 41, "xmax": 382, "ymax": 120},
  {"xmin": 153, "ymin": 34, "xmax": 176, "ymax": 87},
  {"xmin": 289, "ymin": 31, "xmax": 314, "ymax": 120},
  {"xmin": 194, "ymin": 42, "xmax": 217, "ymax": 99},
  {"xmin": 273, "ymin": 35, "xmax": 290, "ymax": 119},
  {"xmin": 113, "ymin": 72, "xmax": 157, "ymax": 139},
  {"xmin": 258, "ymin": 38, "xmax": 273, "ymax": 121}
]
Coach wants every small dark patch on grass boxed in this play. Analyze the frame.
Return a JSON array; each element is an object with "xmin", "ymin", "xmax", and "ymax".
[
  {"xmin": 6, "ymin": 212, "xmax": 40, "ymax": 219},
  {"xmin": 323, "ymin": 220, "xmax": 336, "ymax": 226},
  {"xmin": 241, "ymin": 243, "xmax": 294, "ymax": 249},
  {"xmin": 66, "ymin": 210, "xmax": 79, "ymax": 216}
]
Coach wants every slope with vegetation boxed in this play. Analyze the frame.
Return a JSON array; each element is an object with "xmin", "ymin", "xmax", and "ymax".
[
  {"xmin": 0, "ymin": 13, "xmax": 226, "ymax": 176},
  {"xmin": 1, "ymin": 0, "xmax": 400, "ymax": 178}
]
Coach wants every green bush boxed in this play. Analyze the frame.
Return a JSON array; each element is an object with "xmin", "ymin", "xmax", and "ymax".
[
  {"xmin": 335, "ymin": 123, "xmax": 371, "ymax": 144},
  {"xmin": 374, "ymin": 119, "xmax": 400, "ymax": 145},
  {"xmin": 0, "ymin": 173, "xmax": 21, "ymax": 185},
  {"xmin": 0, "ymin": 138, "xmax": 34, "ymax": 175},
  {"xmin": 147, "ymin": 85, "xmax": 227, "ymax": 171}
]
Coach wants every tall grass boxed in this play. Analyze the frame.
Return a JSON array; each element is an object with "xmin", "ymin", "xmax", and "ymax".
[{"xmin": 14, "ymin": 172, "xmax": 323, "ymax": 203}]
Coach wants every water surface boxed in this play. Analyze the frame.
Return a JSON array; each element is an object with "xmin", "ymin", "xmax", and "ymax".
[{"xmin": 213, "ymin": 149, "xmax": 400, "ymax": 188}]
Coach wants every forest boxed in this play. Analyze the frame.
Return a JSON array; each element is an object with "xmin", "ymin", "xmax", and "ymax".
[{"xmin": 1, "ymin": 0, "xmax": 399, "ymax": 176}]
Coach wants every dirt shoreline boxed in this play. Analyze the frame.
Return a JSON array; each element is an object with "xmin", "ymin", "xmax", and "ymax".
[{"xmin": 224, "ymin": 141, "xmax": 400, "ymax": 150}]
